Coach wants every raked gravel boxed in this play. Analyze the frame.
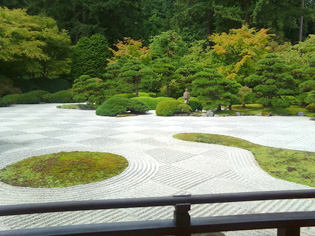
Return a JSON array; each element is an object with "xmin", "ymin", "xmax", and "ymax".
[{"xmin": 0, "ymin": 104, "xmax": 315, "ymax": 235}]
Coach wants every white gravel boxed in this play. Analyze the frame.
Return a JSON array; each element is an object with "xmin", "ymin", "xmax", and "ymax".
[{"xmin": 0, "ymin": 104, "xmax": 315, "ymax": 235}]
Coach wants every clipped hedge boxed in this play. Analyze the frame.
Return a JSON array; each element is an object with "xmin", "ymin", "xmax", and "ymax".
[
  {"xmin": 44, "ymin": 90, "xmax": 74, "ymax": 103},
  {"xmin": 113, "ymin": 92, "xmax": 156, "ymax": 99},
  {"xmin": 306, "ymin": 103, "xmax": 315, "ymax": 112},
  {"xmin": 177, "ymin": 97, "xmax": 203, "ymax": 111},
  {"xmin": 96, "ymin": 97, "xmax": 149, "ymax": 116},
  {"xmin": 27, "ymin": 90, "xmax": 51, "ymax": 102},
  {"xmin": 156, "ymin": 100, "xmax": 191, "ymax": 116},
  {"xmin": 132, "ymin": 97, "xmax": 174, "ymax": 110}
]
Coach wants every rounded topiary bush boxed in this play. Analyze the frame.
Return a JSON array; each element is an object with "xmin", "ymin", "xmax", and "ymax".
[
  {"xmin": 96, "ymin": 97, "xmax": 149, "ymax": 116},
  {"xmin": 306, "ymin": 103, "xmax": 315, "ymax": 112},
  {"xmin": 177, "ymin": 97, "xmax": 203, "ymax": 111},
  {"xmin": 156, "ymin": 100, "xmax": 189, "ymax": 116},
  {"xmin": 128, "ymin": 99, "xmax": 149, "ymax": 114},
  {"xmin": 45, "ymin": 90, "xmax": 74, "ymax": 103},
  {"xmin": 178, "ymin": 104, "xmax": 192, "ymax": 114},
  {"xmin": 132, "ymin": 97, "xmax": 174, "ymax": 110},
  {"xmin": 27, "ymin": 90, "xmax": 51, "ymax": 102}
]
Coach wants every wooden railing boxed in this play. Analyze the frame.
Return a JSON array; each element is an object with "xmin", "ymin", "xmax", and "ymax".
[{"xmin": 1, "ymin": 189, "xmax": 315, "ymax": 236}]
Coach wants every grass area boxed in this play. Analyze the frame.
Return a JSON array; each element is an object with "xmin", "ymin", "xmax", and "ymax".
[
  {"xmin": 0, "ymin": 152, "xmax": 128, "ymax": 188},
  {"xmin": 174, "ymin": 133, "xmax": 315, "ymax": 188},
  {"xmin": 216, "ymin": 104, "xmax": 315, "ymax": 117},
  {"xmin": 56, "ymin": 104, "xmax": 80, "ymax": 109}
]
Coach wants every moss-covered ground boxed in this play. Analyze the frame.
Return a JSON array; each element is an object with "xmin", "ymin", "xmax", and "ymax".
[
  {"xmin": 174, "ymin": 133, "xmax": 315, "ymax": 187},
  {"xmin": 216, "ymin": 104, "xmax": 315, "ymax": 117},
  {"xmin": 0, "ymin": 152, "xmax": 128, "ymax": 188}
]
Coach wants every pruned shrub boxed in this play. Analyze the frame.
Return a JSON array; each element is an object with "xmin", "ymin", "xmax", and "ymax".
[
  {"xmin": 177, "ymin": 97, "xmax": 203, "ymax": 111},
  {"xmin": 27, "ymin": 90, "xmax": 51, "ymax": 102},
  {"xmin": 178, "ymin": 104, "xmax": 192, "ymax": 114},
  {"xmin": 132, "ymin": 97, "xmax": 174, "ymax": 110},
  {"xmin": 44, "ymin": 90, "xmax": 74, "ymax": 103},
  {"xmin": 15, "ymin": 93, "xmax": 41, "ymax": 104},
  {"xmin": 128, "ymin": 99, "xmax": 149, "ymax": 114},
  {"xmin": 306, "ymin": 103, "xmax": 315, "ymax": 112},
  {"xmin": 96, "ymin": 97, "xmax": 148, "ymax": 116},
  {"xmin": 0, "ymin": 99, "xmax": 10, "ymax": 107},
  {"xmin": 155, "ymin": 100, "xmax": 191, "ymax": 116},
  {"xmin": 1, "ymin": 94, "xmax": 20, "ymax": 105}
]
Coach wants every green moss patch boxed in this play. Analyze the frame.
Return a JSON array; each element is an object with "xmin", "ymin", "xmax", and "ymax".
[
  {"xmin": 174, "ymin": 133, "xmax": 315, "ymax": 187},
  {"xmin": 0, "ymin": 152, "xmax": 128, "ymax": 188}
]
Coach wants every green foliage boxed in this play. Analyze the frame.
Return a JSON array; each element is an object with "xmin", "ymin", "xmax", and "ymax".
[
  {"xmin": 72, "ymin": 75, "xmax": 106, "ymax": 105},
  {"xmin": 306, "ymin": 103, "xmax": 315, "ymax": 112},
  {"xmin": 0, "ymin": 152, "xmax": 128, "ymax": 188},
  {"xmin": 71, "ymin": 34, "xmax": 111, "ymax": 78},
  {"xmin": 118, "ymin": 59, "xmax": 153, "ymax": 96},
  {"xmin": 96, "ymin": 97, "xmax": 148, "ymax": 116},
  {"xmin": 192, "ymin": 69, "xmax": 241, "ymax": 111},
  {"xmin": 177, "ymin": 97, "xmax": 203, "ymax": 111},
  {"xmin": 245, "ymin": 54, "xmax": 297, "ymax": 108},
  {"xmin": 151, "ymin": 57, "xmax": 179, "ymax": 97},
  {"xmin": 305, "ymin": 91, "xmax": 315, "ymax": 105},
  {"xmin": 174, "ymin": 133, "xmax": 315, "ymax": 188},
  {"xmin": 177, "ymin": 103, "xmax": 192, "ymax": 113},
  {"xmin": 210, "ymin": 25, "xmax": 273, "ymax": 81},
  {"xmin": 0, "ymin": 7, "xmax": 71, "ymax": 79},
  {"xmin": 155, "ymin": 100, "xmax": 186, "ymax": 116},
  {"xmin": 0, "ymin": 91, "xmax": 46, "ymax": 104},
  {"xmin": 26, "ymin": 90, "xmax": 51, "ymax": 102},
  {"xmin": 132, "ymin": 96, "xmax": 174, "ymax": 109},
  {"xmin": 150, "ymin": 30, "xmax": 187, "ymax": 58},
  {"xmin": 300, "ymin": 80, "xmax": 315, "ymax": 93},
  {"xmin": 44, "ymin": 90, "xmax": 74, "ymax": 103},
  {"xmin": 0, "ymin": 75, "xmax": 21, "ymax": 97}
]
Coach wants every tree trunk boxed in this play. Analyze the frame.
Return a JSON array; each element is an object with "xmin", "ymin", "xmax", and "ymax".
[
  {"xmin": 242, "ymin": 102, "xmax": 246, "ymax": 108},
  {"xmin": 299, "ymin": 0, "xmax": 304, "ymax": 42},
  {"xmin": 229, "ymin": 104, "xmax": 232, "ymax": 110},
  {"xmin": 244, "ymin": 0, "xmax": 251, "ymax": 25},
  {"xmin": 217, "ymin": 104, "xmax": 221, "ymax": 111},
  {"xmin": 206, "ymin": 9, "xmax": 212, "ymax": 48}
]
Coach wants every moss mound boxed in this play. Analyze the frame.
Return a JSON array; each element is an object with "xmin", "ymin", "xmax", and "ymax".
[
  {"xmin": 174, "ymin": 133, "xmax": 315, "ymax": 188},
  {"xmin": 0, "ymin": 152, "xmax": 128, "ymax": 188}
]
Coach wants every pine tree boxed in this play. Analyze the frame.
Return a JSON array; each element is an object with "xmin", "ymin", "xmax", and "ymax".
[
  {"xmin": 192, "ymin": 68, "xmax": 241, "ymax": 111},
  {"xmin": 245, "ymin": 54, "xmax": 297, "ymax": 107}
]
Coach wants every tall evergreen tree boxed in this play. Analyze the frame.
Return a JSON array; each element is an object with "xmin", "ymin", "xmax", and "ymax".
[
  {"xmin": 192, "ymin": 68, "xmax": 241, "ymax": 111},
  {"xmin": 71, "ymin": 34, "xmax": 111, "ymax": 78},
  {"xmin": 245, "ymin": 54, "xmax": 297, "ymax": 107}
]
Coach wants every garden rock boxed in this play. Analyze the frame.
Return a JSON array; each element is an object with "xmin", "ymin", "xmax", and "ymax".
[
  {"xmin": 235, "ymin": 112, "xmax": 241, "ymax": 116},
  {"xmin": 206, "ymin": 110, "xmax": 214, "ymax": 117},
  {"xmin": 296, "ymin": 112, "xmax": 305, "ymax": 116}
]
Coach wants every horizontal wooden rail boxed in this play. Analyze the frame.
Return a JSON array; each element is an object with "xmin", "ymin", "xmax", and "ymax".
[{"xmin": 0, "ymin": 189, "xmax": 315, "ymax": 236}]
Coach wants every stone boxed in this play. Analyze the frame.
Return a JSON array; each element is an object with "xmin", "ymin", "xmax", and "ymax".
[
  {"xmin": 296, "ymin": 112, "xmax": 305, "ymax": 116},
  {"xmin": 206, "ymin": 110, "xmax": 214, "ymax": 117},
  {"xmin": 310, "ymin": 117, "xmax": 315, "ymax": 121},
  {"xmin": 235, "ymin": 112, "xmax": 241, "ymax": 116},
  {"xmin": 202, "ymin": 113, "xmax": 207, "ymax": 117}
]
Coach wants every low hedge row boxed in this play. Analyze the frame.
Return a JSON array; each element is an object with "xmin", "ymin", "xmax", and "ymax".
[
  {"xmin": 156, "ymin": 100, "xmax": 192, "ymax": 116},
  {"xmin": 132, "ymin": 97, "xmax": 175, "ymax": 110},
  {"xmin": 96, "ymin": 97, "xmax": 149, "ymax": 116},
  {"xmin": 0, "ymin": 90, "xmax": 74, "ymax": 106}
]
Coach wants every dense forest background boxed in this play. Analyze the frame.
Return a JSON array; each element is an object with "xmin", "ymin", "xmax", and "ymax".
[
  {"xmin": 1, "ymin": 0, "xmax": 315, "ymax": 112},
  {"xmin": 2, "ymin": 0, "xmax": 314, "ymax": 44}
]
